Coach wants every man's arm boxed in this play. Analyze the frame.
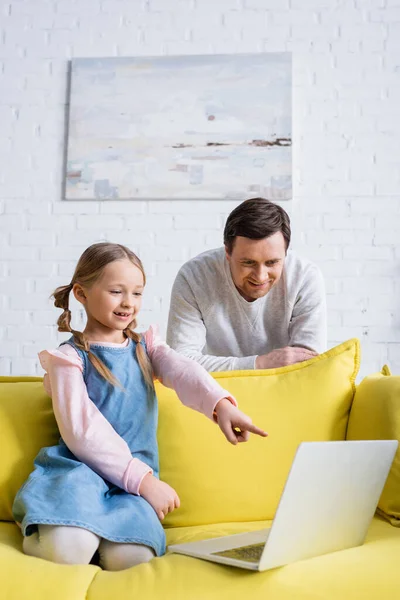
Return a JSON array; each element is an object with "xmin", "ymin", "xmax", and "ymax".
[
  {"xmin": 166, "ymin": 271, "xmax": 257, "ymax": 372},
  {"xmin": 288, "ymin": 264, "xmax": 327, "ymax": 353}
]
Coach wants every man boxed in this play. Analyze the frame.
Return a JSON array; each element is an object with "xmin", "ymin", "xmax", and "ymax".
[{"xmin": 166, "ymin": 198, "xmax": 326, "ymax": 371}]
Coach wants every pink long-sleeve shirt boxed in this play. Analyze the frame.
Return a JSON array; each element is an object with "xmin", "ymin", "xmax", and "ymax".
[{"xmin": 38, "ymin": 325, "xmax": 237, "ymax": 496}]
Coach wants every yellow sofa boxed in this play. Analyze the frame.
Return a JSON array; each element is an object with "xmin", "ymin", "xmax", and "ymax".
[{"xmin": 1, "ymin": 338, "xmax": 400, "ymax": 600}]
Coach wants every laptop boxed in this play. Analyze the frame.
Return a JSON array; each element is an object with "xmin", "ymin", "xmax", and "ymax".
[{"xmin": 168, "ymin": 440, "xmax": 398, "ymax": 571}]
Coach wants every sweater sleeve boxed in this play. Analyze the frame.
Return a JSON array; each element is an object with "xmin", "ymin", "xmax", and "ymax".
[
  {"xmin": 39, "ymin": 345, "xmax": 152, "ymax": 495},
  {"xmin": 144, "ymin": 325, "xmax": 238, "ymax": 420},
  {"xmin": 288, "ymin": 264, "xmax": 327, "ymax": 353},
  {"xmin": 166, "ymin": 270, "xmax": 258, "ymax": 372}
]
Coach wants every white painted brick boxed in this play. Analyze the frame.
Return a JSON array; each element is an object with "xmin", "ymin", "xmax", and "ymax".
[
  {"xmin": 343, "ymin": 246, "xmax": 393, "ymax": 260},
  {"xmin": 0, "ymin": 309, "xmax": 30, "ymax": 326},
  {"xmin": 76, "ymin": 216, "xmax": 124, "ymax": 230},
  {"xmin": 0, "ymin": 246, "xmax": 41, "ymax": 260},
  {"xmin": 367, "ymin": 327, "xmax": 400, "ymax": 343},
  {"xmin": 10, "ymin": 231, "xmax": 56, "ymax": 246},
  {"xmin": 374, "ymin": 230, "xmax": 400, "ymax": 244},
  {"xmin": 54, "ymin": 202, "xmax": 100, "ymax": 215},
  {"xmin": 0, "ymin": 215, "xmax": 26, "ymax": 231},
  {"xmin": 6, "ymin": 325, "xmax": 55, "ymax": 343},
  {"xmin": 246, "ymin": 0, "xmax": 287, "ymax": 8},
  {"xmin": 155, "ymin": 230, "xmax": 206, "ymax": 247},
  {"xmin": 57, "ymin": 262, "xmax": 79, "ymax": 278},
  {"xmin": 323, "ymin": 215, "xmax": 373, "ymax": 230},
  {"xmin": 154, "ymin": 261, "xmax": 186, "ymax": 279},
  {"xmin": 296, "ymin": 244, "xmax": 341, "ymax": 261},
  {"xmin": 349, "ymin": 197, "xmax": 400, "ymax": 214},
  {"xmin": 99, "ymin": 202, "xmax": 147, "ymax": 215},
  {"xmin": 291, "ymin": 0, "xmax": 336, "ymax": 8},
  {"xmin": 11, "ymin": 292, "xmax": 54, "ymax": 310},
  {"xmin": 22, "ymin": 343, "xmax": 47, "ymax": 359},
  {"xmin": 204, "ymin": 231, "xmax": 224, "ymax": 249},
  {"xmin": 375, "ymin": 179, "xmax": 400, "ymax": 195},
  {"xmin": 56, "ymin": 231, "xmax": 108, "ymax": 247},
  {"xmin": 174, "ymin": 214, "xmax": 222, "ymax": 230},
  {"xmin": 388, "ymin": 344, "xmax": 400, "ymax": 366},
  {"xmin": 375, "ymin": 214, "xmax": 400, "ymax": 229},
  {"xmin": 27, "ymin": 215, "xmax": 75, "ymax": 231},
  {"xmin": 109, "ymin": 231, "xmax": 155, "ymax": 247},
  {"xmin": 1, "ymin": 341, "xmax": 21, "ymax": 357},
  {"xmin": 327, "ymin": 295, "xmax": 368, "ymax": 312},
  {"xmin": 362, "ymin": 261, "xmax": 398, "ymax": 276},
  {"xmin": 327, "ymin": 326, "xmax": 367, "ymax": 342},
  {"xmin": 149, "ymin": 0, "xmax": 195, "ymax": 11},
  {"xmin": 0, "ymin": 358, "xmax": 11, "ymax": 376},
  {"xmin": 149, "ymin": 200, "xmax": 240, "ymax": 214},
  {"xmin": 125, "ymin": 215, "xmax": 174, "ymax": 230},
  {"xmin": 4, "ymin": 199, "xmax": 51, "ymax": 216},
  {"xmin": 356, "ymin": 0, "xmax": 385, "ymax": 7},
  {"xmin": 369, "ymin": 7, "xmax": 400, "ymax": 21},
  {"xmin": 317, "ymin": 260, "xmax": 364, "ymax": 277},
  {"xmin": 0, "ymin": 278, "xmax": 29, "ymax": 294},
  {"xmin": 11, "ymin": 358, "xmax": 40, "ymax": 376},
  {"xmin": 56, "ymin": 0, "xmax": 101, "ymax": 16},
  {"xmin": 341, "ymin": 277, "xmax": 394, "ymax": 295},
  {"xmin": 324, "ymin": 181, "xmax": 375, "ymax": 196},
  {"xmin": 31, "ymin": 310, "xmax": 60, "ymax": 326},
  {"xmin": 8, "ymin": 261, "xmax": 57, "ymax": 278}
]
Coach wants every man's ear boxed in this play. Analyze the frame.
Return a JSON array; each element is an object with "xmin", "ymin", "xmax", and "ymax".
[
  {"xmin": 72, "ymin": 283, "xmax": 87, "ymax": 305},
  {"xmin": 224, "ymin": 244, "xmax": 231, "ymax": 263}
]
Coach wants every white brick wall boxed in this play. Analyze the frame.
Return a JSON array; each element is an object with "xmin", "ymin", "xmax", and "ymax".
[{"xmin": 1, "ymin": 0, "xmax": 399, "ymax": 379}]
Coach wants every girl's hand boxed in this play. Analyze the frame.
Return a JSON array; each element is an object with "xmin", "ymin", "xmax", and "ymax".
[
  {"xmin": 139, "ymin": 474, "xmax": 180, "ymax": 520},
  {"xmin": 214, "ymin": 398, "xmax": 268, "ymax": 445}
]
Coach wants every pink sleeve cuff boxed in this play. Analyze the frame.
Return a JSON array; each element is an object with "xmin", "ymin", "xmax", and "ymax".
[{"xmin": 123, "ymin": 457, "xmax": 153, "ymax": 495}]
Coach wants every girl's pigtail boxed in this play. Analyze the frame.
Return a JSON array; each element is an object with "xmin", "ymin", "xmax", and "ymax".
[
  {"xmin": 125, "ymin": 321, "xmax": 154, "ymax": 390},
  {"xmin": 73, "ymin": 329, "xmax": 122, "ymax": 389},
  {"xmin": 53, "ymin": 284, "xmax": 73, "ymax": 333},
  {"xmin": 52, "ymin": 283, "xmax": 120, "ymax": 388}
]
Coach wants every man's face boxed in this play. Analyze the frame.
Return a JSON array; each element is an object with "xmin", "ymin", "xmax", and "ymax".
[{"xmin": 225, "ymin": 233, "xmax": 286, "ymax": 302}]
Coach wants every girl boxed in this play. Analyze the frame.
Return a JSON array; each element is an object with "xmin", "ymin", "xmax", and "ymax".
[{"xmin": 13, "ymin": 243, "xmax": 267, "ymax": 571}]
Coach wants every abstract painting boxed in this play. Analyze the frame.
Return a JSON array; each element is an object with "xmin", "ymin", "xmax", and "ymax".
[{"xmin": 65, "ymin": 53, "xmax": 292, "ymax": 201}]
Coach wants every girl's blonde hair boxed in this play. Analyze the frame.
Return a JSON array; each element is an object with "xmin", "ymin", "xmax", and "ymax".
[{"xmin": 52, "ymin": 242, "xmax": 153, "ymax": 389}]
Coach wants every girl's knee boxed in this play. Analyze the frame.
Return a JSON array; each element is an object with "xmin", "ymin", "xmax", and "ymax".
[
  {"xmin": 23, "ymin": 525, "xmax": 100, "ymax": 565},
  {"xmin": 99, "ymin": 540, "xmax": 155, "ymax": 571}
]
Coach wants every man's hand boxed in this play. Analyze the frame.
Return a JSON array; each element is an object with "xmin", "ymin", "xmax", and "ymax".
[
  {"xmin": 139, "ymin": 474, "xmax": 180, "ymax": 521},
  {"xmin": 214, "ymin": 399, "xmax": 268, "ymax": 445},
  {"xmin": 255, "ymin": 347, "xmax": 317, "ymax": 369}
]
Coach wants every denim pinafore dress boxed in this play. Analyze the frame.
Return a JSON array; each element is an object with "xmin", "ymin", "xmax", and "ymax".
[{"xmin": 12, "ymin": 337, "xmax": 166, "ymax": 556}]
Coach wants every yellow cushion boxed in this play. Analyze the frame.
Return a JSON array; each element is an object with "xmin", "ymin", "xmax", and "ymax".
[
  {"xmin": 0, "ymin": 378, "xmax": 59, "ymax": 521},
  {"xmin": 157, "ymin": 339, "xmax": 360, "ymax": 528},
  {"xmin": 86, "ymin": 517, "xmax": 400, "ymax": 600},
  {"xmin": 347, "ymin": 366, "xmax": 400, "ymax": 527},
  {"xmin": 0, "ymin": 522, "xmax": 98, "ymax": 600}
]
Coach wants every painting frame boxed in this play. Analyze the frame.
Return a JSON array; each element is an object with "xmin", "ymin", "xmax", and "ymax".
[{"xmin": 65, "ymin": 53, "xmax": 292, "ymax": 201}]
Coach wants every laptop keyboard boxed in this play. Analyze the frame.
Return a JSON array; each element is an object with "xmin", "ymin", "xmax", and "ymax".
[{"xmin": 211, "ymin": 542, "xmax": 265, "ymax": 563}]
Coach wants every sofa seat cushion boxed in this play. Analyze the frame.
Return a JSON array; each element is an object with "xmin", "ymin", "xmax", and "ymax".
[
  {"xmin": 84, "ymin": 516, "xmax": 400, "ymax": 600},
  {"xmin": 0, "ymin": 521, "xmax": 99, "ymax": 600},
  {"xmin": 347, "ymin": 366, "xmax": 400, "ymax": 527},
  {"xmin": 157, "ymin": 339, "xmax": 360, "ymax": 528}
]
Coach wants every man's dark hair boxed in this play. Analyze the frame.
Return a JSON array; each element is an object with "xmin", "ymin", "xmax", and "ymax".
[{"xmin": 223, "ymin": 197, "xmax": 291, "ymax": 254}]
